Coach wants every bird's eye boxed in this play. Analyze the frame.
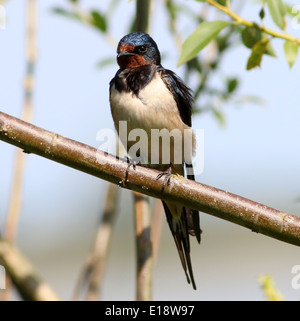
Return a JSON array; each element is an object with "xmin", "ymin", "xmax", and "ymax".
[{"xmin": 137, "ymin": 45, "xmax": 147, "ymax": 54}]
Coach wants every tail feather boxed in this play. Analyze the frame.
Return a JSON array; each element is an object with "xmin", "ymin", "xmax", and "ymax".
[
  {"xmin": 186, "ymin": 208, "xmax": 201, "ymax": 244},
  {"xmin": 162, "ymin": 201, "xmax": 197, "ymax": 290},
  {"xmin": 185, "ymin": 162, "xmax": 202, "ymax": 243}
]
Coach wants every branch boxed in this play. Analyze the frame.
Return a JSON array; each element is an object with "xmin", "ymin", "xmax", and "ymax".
[
  {"xmin": 4, "ymin": 0, "xmax": 38, "ymax": 242},
  {"xmin": 2, "ymin": 0, "xmax": 38, "ymax": 301},
  {"xmin": 0, "ymin": 111, "xmax": 300, "ymax": 246},
  {"xmin": 134, "ymin": 0, "xmax": 153, "ymax": 301},
  {"xmin": 136, "ymin": 0, "xmax": 151, "ymax": 33},
  {"xmin": 0, "ymin": 239, "xmax": 60, "ymax": 301},
  {"xmin": 151, "ymin": 199, "xmax": 164, "ymax": 267},
  {"xmin": 72, "ymin": 184, "xmax": 119, "ymax": 301},
  {"xmin": 133, "ymin": 192, "xmax": 152, "ymax": 301},
  {"xmin": 205, "ymin": 0, "xmax": 300, "ymax": 44}
]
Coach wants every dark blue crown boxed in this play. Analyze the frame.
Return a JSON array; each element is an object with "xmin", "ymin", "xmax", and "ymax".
[{"xmin": 117, "ymin": 32, "xmax": 161, "ymax": 65}]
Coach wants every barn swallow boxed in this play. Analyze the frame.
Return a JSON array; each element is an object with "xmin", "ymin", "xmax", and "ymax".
[{"xmin": 109, "ymin": 32, "xmax": 201, "ymax": 289}]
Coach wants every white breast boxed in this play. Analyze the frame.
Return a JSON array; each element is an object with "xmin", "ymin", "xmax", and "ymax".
[
  {"xmin": 110, "ymin": 73, "xmax": 183, "ymax": 129},
  {"xmin": 109, "ymin": 72, "xmax": 194, "ymax": 167}
]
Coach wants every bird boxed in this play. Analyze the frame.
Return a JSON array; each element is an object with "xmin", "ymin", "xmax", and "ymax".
[{"xmin": 109, "ymin": 32, "xmax": 201, "ymax": 290}]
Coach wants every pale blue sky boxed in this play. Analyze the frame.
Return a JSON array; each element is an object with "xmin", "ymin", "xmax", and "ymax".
[{"xmin": 0, "ymin": 0, "xmax": 300, "ymax": 300}]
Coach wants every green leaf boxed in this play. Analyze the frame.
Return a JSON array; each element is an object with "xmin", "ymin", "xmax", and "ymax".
[
  {"xmin": 212, "ymin": 109, "xmax": 226, "ymax": 128},
  {"xmin": 241, "ymin": 26, "xmax": 262, "ymax": 49},
  {"xmin": 259, "ymin": 7, "xmax": 265, "ymax": 20},
  {"xmin": 217, "ymin": 0, "xmax": 226, "ymax": 6},
  {"xmin": 262, "ymin": 34, "xmax": 277, "ymax": 57},
  {"xmin": 90, "ymin": 10, "xmax": 107, "ymax": 32},
  {"xmin": 52, "ymin": 8, "xmax": 82, "ymax": 22},
  {"xmin": 267, "ymin": 0, "xmax": 286, "ymax": 30},
  {"xmin": 96, "ymin": 57, "xmax": 116, "ymax": 68},
  {"xmin": 246, "ymin": 38, "xmax": 269, "ymax": 70},
  {"xmin": 284, "ymin": 40, "xmax": 299, "ymax": 68},
  {"xmin": 241, "ymin": 27, "xmax": 276, "ymax": 57},
  {"xmin": 178, "ymin": 20, "xmax": 230, "ymax": 66},
  {"xmin": 226, "ymin": 78, "xmax": 239, "ymax": 93}
]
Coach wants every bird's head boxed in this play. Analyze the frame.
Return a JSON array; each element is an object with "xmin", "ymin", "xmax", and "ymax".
[{"xmin": 116, "ymin": 32, "xmax": 161, "ymax": 69}]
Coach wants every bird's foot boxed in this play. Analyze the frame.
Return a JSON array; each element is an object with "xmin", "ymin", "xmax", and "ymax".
[
  {"xmin": 156, "ymin": 163, "xmax": 173, "ymax": 192},
  {"xmin": 119, "ymin": 156, "xmax": 140, "ymax": 187}
]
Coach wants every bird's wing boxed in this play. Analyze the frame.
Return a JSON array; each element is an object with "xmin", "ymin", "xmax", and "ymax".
[
  {"xmin": 159, "ymin": 67, "xmax": 201, "ymax": 244},
  {"xmin": 158, "ymin": 67, "xmax": 193, "ymax": 127}
]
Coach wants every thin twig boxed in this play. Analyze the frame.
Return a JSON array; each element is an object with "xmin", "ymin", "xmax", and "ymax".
[
  {"xmin": 2, "ymin": 0, "xmax": 37, "ymax": 301},
  {"xmin": 0, "ymin": 239, "xmax": 60, "ymax": 301},
  {"xmin": 0, "ymin": 111, "xmax": 299, "ymax": 246},
  {"xmin": 136, "ymin": 0, "xmax": 151, "ymax": 32},
  {"xmin": 151, "ymin": 199, "xmax": 164, "ymax": 266},
  {"xmin": 133, "ymin": 192, "xmax": 152, "ymax": 301},
  {"xmin": 72, "ymin": 183, "xmax": 119, "ymax": 301},
  {"xmin": 133, "ymin": 0, "xmax": 153, "ymax": 301},
  {"xmin": 4, "ymin": 0, "xmax": 37, "ymax": 241}
]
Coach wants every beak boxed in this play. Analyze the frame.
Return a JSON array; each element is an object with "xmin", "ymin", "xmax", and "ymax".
[
  {"xmin": 117, "ymin": 51, "xmax": 137, "ymax": 68},
  {"xmin": 117, "ymin": 51, "xmax": 135, "ymax": 59}
]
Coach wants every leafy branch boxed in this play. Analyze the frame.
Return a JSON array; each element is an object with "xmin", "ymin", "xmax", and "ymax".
[
  {"xmin": 1, "ymin": 111, "xmax": 300, "ymax": 247},
  {"xmin": 179, "ymin": 0, "xmax": 300, "ymax": 69},
  {"xmin": 205, "ymin": 0, "xmax": 300, "ymax": 43}
]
